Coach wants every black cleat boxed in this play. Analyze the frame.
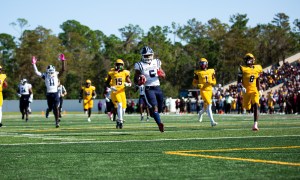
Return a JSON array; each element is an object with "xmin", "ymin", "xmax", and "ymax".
[
  {"xmin": 26, "ymin": 118, "xmax": 28, "ymax": 122},
  {"xmin": 0, "ymin": 123, "xmax": 2, "ymax": 127},
  {"xmin": 158, "ymin": 123, "xmax": 164, "ymax": 133},
  {"xmin": 45, "ymin": 109, "xmax": 49, "ymax": 118}
]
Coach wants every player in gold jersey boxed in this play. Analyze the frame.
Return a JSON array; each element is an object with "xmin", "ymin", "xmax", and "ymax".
[
  {"xmin": 193, "ymin": 58, "xmax": 217, "ymax": 127},
  {"xmin": 237, "ymin": 53, "xmax": 263, "ymax": 131},
  {"xmin": 79, "ymin": 79, "xmax": 97, "ymax": 122},
  {"xmin": 105, "ymin": 59, "xmax": 131, "ymax": 129},
  {"xmin": 0, "ymin": 66, "xmax": 7, "ymax": 127}
]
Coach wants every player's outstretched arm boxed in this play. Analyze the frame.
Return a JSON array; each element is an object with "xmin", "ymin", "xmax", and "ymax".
[
  {"xmin": 32, "ymin": 56, "xmax": 42, "ymax": 77},
  {"xmin": 58, "ymin": 53, "xmax": 66, "ymax": 75}
]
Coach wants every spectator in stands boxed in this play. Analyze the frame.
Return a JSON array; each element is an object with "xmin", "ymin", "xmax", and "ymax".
[
  {"xmin": 224, "ymin": 92, "xmax": 234, "ymax": 114},
  {"xmin": 267, "ymin": 91, "xmax": 275, "ymax": 114},
  {"xmin": 175, "ymin": 98, "xmax": 180, "ymax": 114},
  {"xmin": 165, "ymin": 97, "xmax": 171, "ymax": 114},
  {"xmin": 277, "ymin": 90, "xmax": 285, "ymax": 114},
  {"xmin": 231, "ymin": 93, "xmax": 237, "ymax": 113},
  {"xmin": 98, "ymin": 100, "xmax": 102, "ymax": 114},
  {"xmin": 236, "ymin": 91, "xmax": 243, "ymax": 114},
  {"xmin": 186, "ymin": 97, "xmax": 191, "ymax": 114},
  {"xmin": 292, "ymin": 92, "xmax": 298, "ymax": 114},
  {"xmin": 179, "ymin": 97, "xmax": 186, "ymax": 114},
  {"xmin": 259, "ymin": 94, "xmax": 267, "ymax": 114},
  {"xmin": 286, "ymin": 93, "xmax": 294, "ymax": 114},
  {"xmin": 297, "ymin": 90, "xmax": 300, "ymax": 114}
]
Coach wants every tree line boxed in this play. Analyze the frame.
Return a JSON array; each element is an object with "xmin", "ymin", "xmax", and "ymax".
[{"xmin": 0, "ymin": 13, "xmax": 299, "ymax": 100}]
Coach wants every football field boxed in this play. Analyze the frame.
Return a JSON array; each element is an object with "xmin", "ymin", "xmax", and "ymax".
[{"xmin": 0, "ymin": 112, "xmax": 299, "ymax": 179}]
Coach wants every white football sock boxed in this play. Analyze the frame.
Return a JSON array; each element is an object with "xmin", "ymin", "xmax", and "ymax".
[
  {"xmin": 206, "ymin": 104, "xmax": 215, "ymax": 123},
  {"xmin": 0, "ymin": 106, "xmax": 2, "ymax": 123},
  {"xmin": 117, "ymin": 103, "xmax": 123, "ymax": 123}
]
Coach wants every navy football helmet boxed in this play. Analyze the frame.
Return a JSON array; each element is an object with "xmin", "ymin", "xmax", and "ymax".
[{"xmin": 140, "ymin": 46, "xmax": 154, "ymax": 63}]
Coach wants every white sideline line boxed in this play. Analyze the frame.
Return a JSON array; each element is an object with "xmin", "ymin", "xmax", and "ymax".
[{"xmin": 0, "ymin": 135, "xmax": 300, "ymax": 146}]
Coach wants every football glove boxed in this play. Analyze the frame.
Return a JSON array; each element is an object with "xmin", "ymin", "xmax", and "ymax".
[
  {"xmin": 110, "ymin": 86, "xmax": 117, "ymax": 92},
  {"xmin": 242, "ymin": 87, "xmax": 247, "ymax": 93},
  {"xmin": 259, "ymin": 90, "xmax": 263, "ymax": 97},
  {"xmin": 32, "ymin": 56, "xmax": 37, "ymax": 64},
  {"xmin": 29, "ymin": 94, "xmax": 33, "ymax": 103},
  {"xmin": 124, "ymin": 82, "xmax": 132, "ymax": 87},
  {"xmin": 197, "ymin": 84, "xmax": 204, "ymax": 89},
  {"xmin": 238, "ymin": 83, "xmax": 246, "ymax": 93},
  {"xmin": 157, "ymin": 69, "xmax": 165, "ymax": 77},
  {"xmin": 17, "ymin": 93, "xmax": 21, "ymax": 98},
  {"xmin": 59, "ymin": 53, "xmax": 66, "ymax": 61}
]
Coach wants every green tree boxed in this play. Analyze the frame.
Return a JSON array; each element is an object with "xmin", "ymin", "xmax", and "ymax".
[
  {"xmin": 16, "ymin": 26, "xmax": 64, "ymax": 99},
  {"xmin": 0, "ymin": 33, "xmax": 17, "ymax": 98},
  {"xmin": 59, "ymin": 20, "xmax": 101, "ymax": 98}
]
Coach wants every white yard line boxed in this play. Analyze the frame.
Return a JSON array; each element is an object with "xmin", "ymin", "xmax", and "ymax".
[{"xmin": 0, "ymin": 134, "xmax": 299, "ymax": 146}]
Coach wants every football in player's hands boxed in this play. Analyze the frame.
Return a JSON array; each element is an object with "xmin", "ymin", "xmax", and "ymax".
[
  {"xmin": 138, "ymin": 75, "xmax": 147, "ymax": 85},
  {"xmin": 157, "ymin": 69, "xmax": 165, "ymax": 77}
]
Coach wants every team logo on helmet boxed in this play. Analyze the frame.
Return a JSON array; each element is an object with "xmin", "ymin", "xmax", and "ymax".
[
  {"xmin": 141, "ymin": 46, "xmax": 154, "ymax": 63},
  {"xmin": 47, "ymin": 65, "xmax": 56, "ymax": 76},
  {"xmin": 244, "ymin": 53, "xmax": 255, "ymax": 66},
  {"xmin": 198, "ymin": 58, "xmax": 208, "ymax": 70},
  {"xmin": 21, "ymin": 78, "xmax": 27, "ymax": 85},
  {"xmin": 115, "ymin": 59, "xmax": 124, "ymax": 71}
]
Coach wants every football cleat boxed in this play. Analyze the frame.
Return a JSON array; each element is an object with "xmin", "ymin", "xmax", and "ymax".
[
  {"xmin": 198, "ymin": 113, "xmax": 203, "ymax": 122},
  {"xmin": 45, "ymin": 109, "xmax": 49, "ymax": 118},
  {"xmin": 116, "ymin": 121, "xmax": 120, "ymax": 129},
  {"xmin": 0, "ymin": 123, "xmax": 2, "ymax": 127},
  {"xmin": 87, "ymin": 118, "xmax": 91, "ymax": 122},
  {"xmin": 211, "ymin": 122, "xmax": 218, "ymax": 127},
  {"xmin": 158, "ymin": 123, "xmax": 164, "ymax": 132},
  {"xmin": 119, "ymin": 123, "xmax": 123, "ymax": 129},
  {"xmin": 252, "ymin": 122, "xmax": 259, "ymax": 131}
]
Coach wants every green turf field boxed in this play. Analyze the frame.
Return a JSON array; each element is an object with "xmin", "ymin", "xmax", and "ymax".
[{"xmin": 0, "ymin": 112, "xmax": 299, "ymax": 179}]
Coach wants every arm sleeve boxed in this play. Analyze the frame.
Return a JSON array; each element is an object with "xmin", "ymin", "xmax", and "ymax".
[{"xmin": 33, "ymin": 64, "xmax": 42, "ymax": 77}]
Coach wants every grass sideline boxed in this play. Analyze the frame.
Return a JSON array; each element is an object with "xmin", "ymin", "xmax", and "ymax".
[{"xmin": 0, "ymin": 112, "xmax": 299, "ymax": 179}]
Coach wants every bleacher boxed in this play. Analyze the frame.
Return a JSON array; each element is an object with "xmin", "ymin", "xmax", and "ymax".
[{"xmin": 222, "ymin": 52, "xmax": 300, "ymax": 96}]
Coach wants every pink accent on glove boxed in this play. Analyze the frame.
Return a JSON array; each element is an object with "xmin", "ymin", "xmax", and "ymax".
[
  {"xmin": 59, "ymin": 53, "xmax": 66, "ymax": 61},
  {"xmin": 32, "ymin": 56, "xmax": 37, "ymax": 64}
]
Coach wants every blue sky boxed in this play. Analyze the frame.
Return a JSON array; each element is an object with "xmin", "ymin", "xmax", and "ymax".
[{"xmin": 0, "ymin": 0, "xmax": 298, "ymax": 39}]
